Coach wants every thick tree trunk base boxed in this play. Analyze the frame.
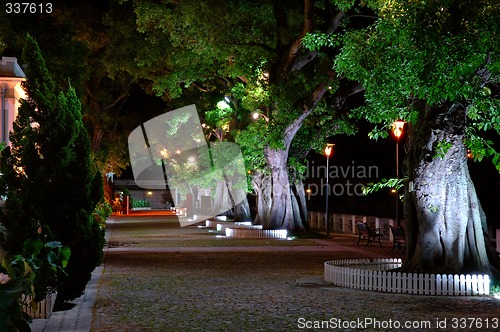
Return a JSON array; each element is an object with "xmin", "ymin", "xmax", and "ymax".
[{"xmin": 403, "ymin": 102, "xmax": 500, "ymax": 279}]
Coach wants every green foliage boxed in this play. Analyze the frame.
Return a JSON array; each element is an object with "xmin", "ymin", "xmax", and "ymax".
[
  {"xmin": 0, "ymin": 238, "xmax": 70, "ymax": 330},
  {"xmin": 13, "ymin": 239, "xmax": 70, "ymax": 300},
  {"xmin": 131, "ymin": 199, "xmax": 151, "ymax": 208},
  {"xmin": 363, "ymin": 178, "xmax": 404, "ymax": 196},
  {"xmin": 434, "ymin": 141, "xmax": 453, "ymax": 160},
  {"xmin": 491, "ymin": 283, "xmax": 500, "ymax": 295},
  {"xmin": 331, "ymin": 0, "xmax": 500, "ymax": 170},
  {"xmin": 93, "ymin": 201, "xmax": 113, "ymax": 228},
  {"xmin": 465, "ymin": 130, "xmax": 500, "ymax": 172},
  {"xmin": 0, "ymin": 261, "xmax": 31, "ymax": 331},
  {"xmin": 0, "ymin": 36, "xmax": 104, "ymax": 301},
  {"xmin": 302, "ymin": 32, "xmax": 341, "ymax": 51}
]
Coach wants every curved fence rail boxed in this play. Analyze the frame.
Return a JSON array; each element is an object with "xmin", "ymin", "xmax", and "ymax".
[{"xmin": 324, "ymin": 259, "xmax": 490, "ymax": 296}]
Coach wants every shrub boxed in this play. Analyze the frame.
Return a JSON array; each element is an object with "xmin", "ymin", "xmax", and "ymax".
[
  {"xmin": 131, "ymin": 199, "xmax": 151, "ymax": 208},
  {"xmin": 0, "ymin": 35, "xmax": 104, "ymax": 301}
]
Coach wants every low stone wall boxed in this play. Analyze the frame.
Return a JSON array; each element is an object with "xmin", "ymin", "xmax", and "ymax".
[
  {"xmin": 205, "ymin": 219, "xmax": 288, "ymax": 239},
  {"xmin": 225, "ymin": 227, "xmax": 288, "ymax": 240}
]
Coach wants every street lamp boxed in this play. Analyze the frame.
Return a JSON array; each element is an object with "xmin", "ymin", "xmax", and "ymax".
[
  {"xmin": 392, "ymin": 120, "xmax": 405, "ymax": 226},
  {"xmin": 324, "ymin": 143, "xmax": 334, "ymax": 235}
]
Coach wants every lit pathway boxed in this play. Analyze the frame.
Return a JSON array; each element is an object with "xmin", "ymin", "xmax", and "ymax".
[{"xmin": 30, "ymin": 211, "xmax": 393, "ymax": 331}]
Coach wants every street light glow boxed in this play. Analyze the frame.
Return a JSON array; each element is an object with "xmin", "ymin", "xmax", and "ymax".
[
  {"xmin": 324, "ymin": 143, "xmax": 334, "ymax": 157},
  {"xmin": 392, "ymin": 120, "xmax": 405, "ymax": 139}
]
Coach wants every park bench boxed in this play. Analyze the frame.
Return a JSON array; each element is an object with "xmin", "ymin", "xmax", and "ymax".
[
  {"xmin": 388, "ymin": 225, "xmax": 406, "ymax": 251},
  {"xmin": 356, "ymin": 222, "xmax": 382, "ymax": 246}
]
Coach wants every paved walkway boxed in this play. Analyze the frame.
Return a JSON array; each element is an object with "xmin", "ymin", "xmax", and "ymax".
[
  {"xmin": 29, "ymin": 212, "xmax": 395, "ymax": 331},
  {"xmin": 29, "ymin": 214, "xmax": 114, "ymax": 332},
  {"xmin": 29, "ymin": 266, "xmax": 103, "ymax": 332}
]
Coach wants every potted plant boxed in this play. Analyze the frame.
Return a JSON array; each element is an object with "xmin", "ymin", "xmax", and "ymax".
[{"xmin": 0, "ymin": 237, "xmax": 70, "ymax": 329}]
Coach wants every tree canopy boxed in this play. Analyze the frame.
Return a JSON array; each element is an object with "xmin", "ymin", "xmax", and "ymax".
[
  {"xmin": 309, "ymin": 0, "xmax": 500, "ymax": 167},
  {"xmin": 116, "ymin": 0, "xmax": 362, "ymax": 229}
]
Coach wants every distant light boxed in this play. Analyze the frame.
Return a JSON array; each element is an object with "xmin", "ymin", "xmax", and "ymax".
[
  {"xmin": 176, "ymin": 150, "xmax": 181, "ymax": 154},
  {"xmin": 252, "ymin": 112, "xmax": 260, "ymax": 120},
  {"xmin": 147, "ymin": 191, "xmax": 153, "ymax": 196}
]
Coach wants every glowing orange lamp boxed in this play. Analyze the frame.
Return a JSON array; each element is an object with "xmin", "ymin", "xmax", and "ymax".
[
  {"xmin": 324, "ymin": 143, "xmax": 334, "ymax": 157},
  {"xmin": 392, "ymin": 120, "xmax": 405, "ymax": 140}
]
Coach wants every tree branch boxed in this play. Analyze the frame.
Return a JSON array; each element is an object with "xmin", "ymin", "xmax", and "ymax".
[
  {"xmin": 279, "ymin": 0, "xmax": 314, "ymax": 78},
  {"xmin": 103, "ymin": 82, "xmax": 134, "ymax": 112},
  {"xmin": 191, "ymin": 82, "xmax": 209, "ymax": 93},
  {"xmin": 347, "ymin": 83, "xmax": 365, "ymax": 98},
  {"xmin": 290, "ymin": 10, "xmax": 345, "ymax": 72}
]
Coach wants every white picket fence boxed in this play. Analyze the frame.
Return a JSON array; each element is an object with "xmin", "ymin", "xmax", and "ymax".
[
  {"xmin": 225, "ymin": 227, "xmax": 288, "ymax": 239},
  {"xmin": 324, "ymin": 258, "xmax": 490, "ymax": 296}
]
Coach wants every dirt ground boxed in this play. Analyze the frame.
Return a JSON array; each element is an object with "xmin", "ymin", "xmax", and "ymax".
[{"xmin": 90, "ymin": 215, "xmax": 500, "ymax": 331}]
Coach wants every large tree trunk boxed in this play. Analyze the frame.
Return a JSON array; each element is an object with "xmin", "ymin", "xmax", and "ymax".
[
  {"xmin": 252, "ymin": 172, "xmax": 272, "ymax": 226},
  {"xmin": 403, "ymin": 101, "xmax": 500, "ymax": 277},
  {"xmin": 210, "ymin": 178, "xmax": 252, "ymax": 221},
  {"xmin": 264, "ymin": 148, "xmax": 308, "ymax": 232}
]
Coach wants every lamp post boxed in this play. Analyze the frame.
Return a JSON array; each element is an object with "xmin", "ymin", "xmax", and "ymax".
[
  {"xmin": 392, "ymin": 120, "xmax": 405, "ymax": 226},
  {"xmin": 324, "ymin": 143, "xmax": 334, "ymax": 235}
]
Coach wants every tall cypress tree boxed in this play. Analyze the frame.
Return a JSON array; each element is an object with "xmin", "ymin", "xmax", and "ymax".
[{"xmin": 0, "ymin": 35, "xmax": 104, "ymax": 300}]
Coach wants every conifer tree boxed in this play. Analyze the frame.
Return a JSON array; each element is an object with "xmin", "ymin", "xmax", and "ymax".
[{"xmin": 0, "ymin": 35, "xmax": 104, "ymax": 300}]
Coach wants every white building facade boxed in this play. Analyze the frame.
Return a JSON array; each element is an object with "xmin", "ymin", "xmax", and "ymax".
[{"xmin": 0, "ymin": 56, "xmax": 26, "ymax": 145}]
